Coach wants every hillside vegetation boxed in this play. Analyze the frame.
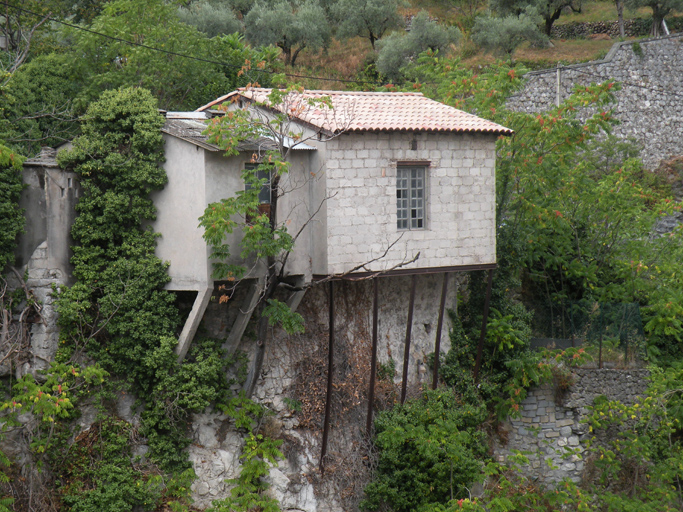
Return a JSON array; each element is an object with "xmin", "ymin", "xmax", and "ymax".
[{"xmin": 0, "ymin": 0, "xmax": 683, "ymax": 511}]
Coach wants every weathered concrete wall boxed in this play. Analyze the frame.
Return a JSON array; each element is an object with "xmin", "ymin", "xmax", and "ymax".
[
  {"xmin": 16, "ymin": 148, "xmax": 79, "ymax": 283},
  {"xmin": 508, "ymin": 34, "xmax": 683, "ymax": 168},
  {"xmin": 494, "ymin": 369, "xmax": 649, "ymax": 484},
  {"xmin": 321, "ymin": 132, "xmax": 497, "ymax": 275},
  {"xmin": 7, "ymin": 149, "xmax": 78, "ymax": 378},
  {"xmin": 153, "ymin": 135, "xmax": 316, "ymax": 291},
  {"xmin": 153, "ymin": 135, "xmax": 211, "ymax": 291}
]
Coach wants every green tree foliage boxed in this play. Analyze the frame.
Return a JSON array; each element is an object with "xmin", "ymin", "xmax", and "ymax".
[
  {"xmin": 0, "ymin": 53, "xmax": 82, "ymax": 157},
  {"xmin": 51, "ymin": 417, "xmax": 195, "ymax": 512},
  {"xmin": 332, "ymin": 0, "xmax": 404, "ymax": 49},
  {"xmin": 364, "ymin": 55, "xmax": 683, "ymax": 511},
  {"xmin": 580, "ymin": 365, "xmax": 683, "ymax": 509},
  {"xmin": 489, "ymin": 0, "xmax": 583, "ymax": 35},
  {"xmin": 68, "ymin": 0, "xmax": 109, "ymax": 24},
  {"xmin": 0, "ymin": 0, "xmax": 70, "ymax": 83},
  {"xmin": 0, "ymin": 143, "xmax": 24, "ymax": 269},
  {"xmin": 408, "ymin": 56, "xmax": 683, "ymax": 356},
  {"xmin": 376, "ymin": 11, "xmax": 460, "ymax": 81},
  {"xmin": 55, "ymin": 87, "xmax": 177, "ymax": 374},
  {"xmin": 624, "ymin": 0, "xmax": 683, "ymax": 35},
  {"xmin": 244, "ymin": 0, "xmax": 331, "ymax": 66},
  {"xmin": 360, "ymin": 389, "xmax": 488, "ymax": 512},
  {"xmin": 178, "ymin": 0, "xmax": 242, "ymax": 37},
  {"xmin": 472, "ymin": 12, "xmax": 548, "ymax": 56},
  {"xmin": 200, "ymin": 86, "xmax": 313, "ymax": 397},
  {"xmin": 67, "ymin": 0, "xmax": 276, "ymax": 110}
]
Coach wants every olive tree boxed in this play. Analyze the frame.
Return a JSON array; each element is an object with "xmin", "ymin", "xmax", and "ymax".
[
  {"xmin": 376, "ymin": 11, "xmax": 460, "ymax": 81},
  {"xmin": 333, "ymin": 0, "xmax": 404, "ymax": 49},
  {"xmin": 178, "ymin": 0, "xmax": 242, "ymax": 37},
  {"xmin": 489, "ymin": 0, "xmax": 583, "ymax": 35},
  {"xmin": 624, "ymin": 0, "xmax": 683, "ymax": 36},
  {"xmin": 244, "ymin": 0, "xmax": 331, "ymax": 66},
  {"xmin": 472, "ymin": 11, "xmax": 548, "ymax": 57}
]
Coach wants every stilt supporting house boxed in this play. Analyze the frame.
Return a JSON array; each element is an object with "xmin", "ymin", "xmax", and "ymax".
[
  {"xmin": 175, "ymin": 287, "xmax": 213, "ymax": 362},
  {"xmin": 366, "ymin": 278, "xmax": 380, "ymax": 437},
  {"xmin": 432, "ymin": 272, "xmax": 449, "ymax": 390},
  {"xmin": 320, "ymin": 280, "xmax": 335, "ymax": 473},
  {"xmin": 400, "ymin": 275, "xmax": 418, "ymax": 405}
]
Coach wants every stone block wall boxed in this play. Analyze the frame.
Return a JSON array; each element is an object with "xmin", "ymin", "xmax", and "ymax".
[
  {"xmin": 508, "ymin": 34, "xmax": 683, "ymax": 169},
  {"xmin": 323, "ymin": 131, "xmax": 497, "ymax": 275},
  {"xmin": 494, "ymin": 369, "xmax": 649, "ymax": 484}
]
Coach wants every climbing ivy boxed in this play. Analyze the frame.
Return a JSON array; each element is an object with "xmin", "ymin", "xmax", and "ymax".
[
  {"xmin": 0, "ymin": 143, "xmax": 24, "ymax": 270},
  {"xmin": 54, "ymin": 87, "xmax": 230, "ymax": 481}
]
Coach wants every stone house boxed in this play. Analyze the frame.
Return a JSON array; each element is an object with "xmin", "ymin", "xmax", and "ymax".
[
  {"xmin": 156, "ymin": 89, "xmax": 511, "ymax": 354},
  {"xmin": 16, "ymin": 89, "xmax": 510, "ymax": 373}
]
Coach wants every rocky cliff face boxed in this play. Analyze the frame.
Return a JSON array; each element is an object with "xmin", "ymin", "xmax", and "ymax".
[
  {"xmin": 3, "ymin": 243, "xmax": 461, "ymax": 510},
  {"xmin": 187, "ymin": 275, "xmax": 460, "ymax": 510}
]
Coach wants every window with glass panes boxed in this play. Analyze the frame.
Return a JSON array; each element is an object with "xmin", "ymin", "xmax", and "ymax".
[
  {"xmin": 396, "ymin": 166, "xmax": 425, "ymax": 230},
  {"xmin": 245, "ymin": 163, "xmax": 271, "ymax": 204}
]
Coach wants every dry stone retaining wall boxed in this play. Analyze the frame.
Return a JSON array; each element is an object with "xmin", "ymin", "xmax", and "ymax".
[
  {"xmin": 494, "ymin": 369, "xmax": 649, "ymax": 484},
  {"xmin": 549, "ymin": 18, "xmax": 683, "ymax": 39},
  {"xmin": 508, "ymin": 33, "xmax": 683, "ymax": 168}
]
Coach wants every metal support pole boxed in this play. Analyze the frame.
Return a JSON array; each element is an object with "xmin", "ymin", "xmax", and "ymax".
[
  {"xmin": 473, "ymin": 269, "xmax": 494, "ymax": 382},
  {"xmin": 400, "ymin": 275, "xmax": 418, "ymax": 405},
  {"xmin": 320, "ymin": 281, "xmax": 335, "ymax": 473},
  {"xmin": 366, "ymin": 278, "xmax": 379, "ymax": 437},
  {"xmin": 599, "ymin": 305, "xmax": 604, "ymax": 370},
  {"xmin": 570, "ymin": 301, "xmax": 575, "ymax": 348},
  {"xmin": 432, "ymin": 273, "xmax": 449, "ymax": 390}
]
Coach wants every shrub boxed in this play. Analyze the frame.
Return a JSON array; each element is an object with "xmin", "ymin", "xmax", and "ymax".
[{"xmin": 361, "ymin": 389, "xmax": 488, "ymax": 512}]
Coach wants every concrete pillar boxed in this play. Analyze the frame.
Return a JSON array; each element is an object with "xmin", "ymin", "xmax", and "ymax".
[{"xmin": 176, "ymin": 286, "xmax": 213, "ymax": 363}]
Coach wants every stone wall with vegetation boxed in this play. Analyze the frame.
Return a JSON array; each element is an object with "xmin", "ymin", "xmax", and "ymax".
[
  {"xmin": 508, "ymin": 33, "xmax": 683, "ymax": 168},
  {"xmin": 550, "ymin": 18, "xmax": 683, "ymax": 39},
  {"xmin": 494, "ymin": 369, "xmax": 649, "ymax": 484}
]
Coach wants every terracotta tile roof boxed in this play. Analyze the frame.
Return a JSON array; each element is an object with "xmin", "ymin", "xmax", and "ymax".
[{"xmin": 196, "ymin": 88, "xmax": 513, "ymax": 135}]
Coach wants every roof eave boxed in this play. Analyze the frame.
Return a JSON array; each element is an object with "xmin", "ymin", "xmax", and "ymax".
[
  {"xmin": 161, "ymin": 128, "xmax": 221, "ymax": 152},
  {"xmin": 343, "ymin": 127, "xmax": 514, "ymax": 136},
  {"xmin": 195, "ymin": 91, "xmax": 242, "ymax": 112}
]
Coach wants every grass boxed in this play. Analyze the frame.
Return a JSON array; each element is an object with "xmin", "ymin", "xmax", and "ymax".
[
  {"xmin": 287, "ymin": 36, "xmax": 375, "ymax": 89},
  {"xmin": 286, "ymin": 35, "xmax": 624, "ymax": 89},
  {"xmin": 514, "ymin": 37, "xmax": 624, "ymax": 63},
  {"xmin": 457, "ymin": 36, "xmax": 623, "ymax": 69}
]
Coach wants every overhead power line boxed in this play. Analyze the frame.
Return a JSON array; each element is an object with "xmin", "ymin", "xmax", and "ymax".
[{"xmin": 4, "ymin": 2, "xmax": 683, "ymax": 105}]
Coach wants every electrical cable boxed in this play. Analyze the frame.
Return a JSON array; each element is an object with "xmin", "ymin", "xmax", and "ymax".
[
  {"xmin": 5, "ymin": 2, "xmax": 683, "ymax": 104},
  {"xmin": 0, "ymin": 0, "xmax": 387, "ymax": 87}
]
